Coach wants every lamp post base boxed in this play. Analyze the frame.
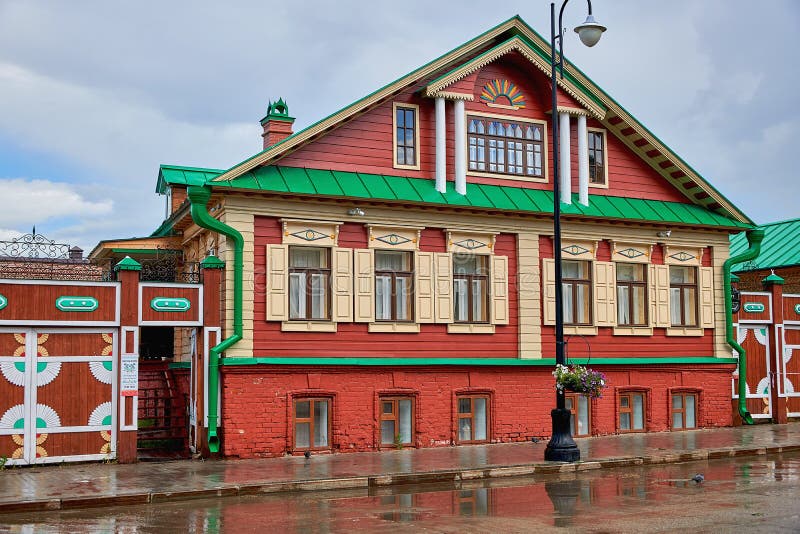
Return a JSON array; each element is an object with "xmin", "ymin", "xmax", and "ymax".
[{"xmin": 544, "ymin": 408, "xmax": 580, "ymax": 462}]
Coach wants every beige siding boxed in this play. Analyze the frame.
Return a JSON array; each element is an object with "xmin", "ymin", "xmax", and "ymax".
[
  {"xmin": 650, "ymin": 264, "xmax": 671, "ymax": 328},
  {"xmin": 712, "ymin": 245, "xmax": 731, "ymax": 358},
  {"xmin": 354, "ymin": 248, "xmax": 375, "ymax": 322},
  {"xmin": 221, "ymin": 210, "xmax": 255, "ymax": 358},
  {"xmin": 434, "ymin": 252, "xmax": 453, "ymax": 323},
  {"xmin": 517, "ymin": 232, "xmax": 541, "ymax": 359},
  {"xmin": 332, "ymin": 247, "xmax": 354, "ymax": 322},
  {"xmin": 491, "ymin": 255, "xmax": 509, "ymax": 325},
  {"xmin": 415, "ymin": 251, "xmax": 434, "ymax": 323},
  {"xmin": 265, "ymin": 244, "xmax": 289, "ymax": 321},
  {"xmin": 593, "ymin": 261, "xmax": 616, "ymax": 327}
]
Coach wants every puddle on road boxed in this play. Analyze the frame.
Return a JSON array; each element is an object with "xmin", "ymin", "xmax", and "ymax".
[{"xmin": 2, "ymin": 452, "xmax": 799, "ymax": 533}]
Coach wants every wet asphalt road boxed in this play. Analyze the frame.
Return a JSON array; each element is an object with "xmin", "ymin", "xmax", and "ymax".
[{"xmin": 1, "ymin": 451, "xmax": 798, "ymax": 533}]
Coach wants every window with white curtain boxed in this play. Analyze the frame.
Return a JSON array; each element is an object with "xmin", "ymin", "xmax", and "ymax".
[
  {"xmin": 669, "ymin": 266, "xmax": 697, "ymax": 326},
  {"xmin": 453, "ymin": 254, "xmax": 488, "ymax": 323},
  {"xmin": 562, "ymin": 260, "xmax": 591, "ymax": 325},
  {"xmin": 565, "ymin": 393, "xmax": 590, "ymax": 437},
  {"xmin": 380, "ymin": 397, "xmax": 414, "ymax": 447},
  {"xmin": 375, "ymin": 251, "xmax": 413, "ymax": 322},
  {"xmin": 619, "ymin": 392, "xmax": 646, "ymax": 432},
  {"xmin": 294, "ymin": 398, "xmax": 330, "ymax": 450},
  {"xmin": 616, "ymin": 263, "xmax": 648, "ymax": 326},
  {"xmin": 289, "ymin": 247, "xmax": 330, "ymax": 320},
  {"xmin": 457, "ymin": 395, "xmax": 489, "ymax": 443}
]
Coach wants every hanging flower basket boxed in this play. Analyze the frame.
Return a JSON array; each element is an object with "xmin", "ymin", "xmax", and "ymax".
[{"xmin": 553, "ymin": 364, "xmax": 607, "ymax": 399}]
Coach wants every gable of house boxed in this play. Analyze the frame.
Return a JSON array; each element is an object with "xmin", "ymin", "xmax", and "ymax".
[{"xmin": 206, "ymin": 15, "xmax": 751, "ymax": 226}]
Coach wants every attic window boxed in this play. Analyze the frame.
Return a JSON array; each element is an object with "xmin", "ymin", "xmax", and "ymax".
[
  {"xmin": 393, "ymin": 103, "xmax": 420, "ymax": 170},
  {"xmin": 588, "ymin": 128, "xmax": 608, "ymax": 187},
  {"xmin": 467, "ymin": 115, "xmax": 544, "ymax": 180}
]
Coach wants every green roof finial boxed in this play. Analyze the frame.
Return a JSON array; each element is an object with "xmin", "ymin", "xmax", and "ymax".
[
  {"xmin": 260, "ymin": 97, "xmax": 294, "ymax": 125},
  {"xmin": 762, "ymin": 269, "xmax": 784, "ymax": 286}
]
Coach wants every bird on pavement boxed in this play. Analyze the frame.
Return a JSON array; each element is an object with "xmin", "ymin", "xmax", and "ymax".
[{"xmin": 691, "ymin": 474, "xmax": 704, "ymax": 483}]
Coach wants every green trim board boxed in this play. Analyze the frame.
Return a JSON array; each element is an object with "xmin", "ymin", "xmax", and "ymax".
[
  {"xmin": 156, "ymin": 165, "xmax": 749, "ymax": 229},
  {"xmin": 168, "ymin": 361, "xmax": 192, "ymax": 369},
  {"xmin": 150, "ymin": 297, "xmax": 191, "ymax": 312},
  {"xmin": 730, "ymin": 217, "xmax": 800, "ymax": 272},
  {"xmin": 55, "ymin": 296, "xmax": 99, "ymax": 312},
  {"xmin": 220, "ymin": 357, "xmax": 738, "ymax": 367}
]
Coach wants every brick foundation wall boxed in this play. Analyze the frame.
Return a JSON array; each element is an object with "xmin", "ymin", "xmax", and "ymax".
[{"xmin": 217, "ymin": 363, "xmax": 735, "ymax": 459}]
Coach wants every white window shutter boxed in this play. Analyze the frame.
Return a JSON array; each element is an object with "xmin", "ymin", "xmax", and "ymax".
[
  {"xmin": 699, "ymin": 266, "xmax": 715, "ymax": 329},
  {"xmin": 593, "ymin": 261, "xmax": 616, "ymax": 327},
  {"xmin": 434, "ymin": 252, "xmax": 453, "ymax": 323},
  {"xmin": 542, "ymin": 258, "xmax": 556, "ymax": 325},
  {"xmin": 491, "ymin": 255, "xmax": 509, "ymax": 325},
  {"xmin": 354, "ymin": 249, "xmax": 375, "ymax": 323},
  {"xmin": 332, "ymin": 247, "xmax": 354, "ymax": 323},
  {"xmin": 650, "ymin": 264, "xmax": 671, "ymax": 328},
  {"xmin": 265, "ymin": 244, "xmax": 289, "ymax": 321},
  {"xmin": 415, "ymin": 251, "xmax": 434, "ymax": 323}
]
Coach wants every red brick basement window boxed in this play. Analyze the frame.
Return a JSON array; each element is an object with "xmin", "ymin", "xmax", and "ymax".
[
  {"xmin": 457, "ymin": 395, "xmax": 490, "ymax": 444},
  {"xmin": 671, "ymin": 392, "xmax": 697, "ymax": 430},
  {"xmin": 565, "ymin": 393, "xmax": 591, "ymax": 437},
  {"xmin": 380, "ymin": 397, "xmax": 414, "ymax": 448},
  {"xmin": 618, "ymin": 391, "xmax": 646, "ymax": 433},
  {"xmin": 293, "ymin": 398, "xmax": 331, "ymax": 451}
]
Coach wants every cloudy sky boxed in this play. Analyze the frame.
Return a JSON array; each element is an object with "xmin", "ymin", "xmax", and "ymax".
[{"xmin": 0, "ymin": 0, "xmax": 797, "ymax": 251}]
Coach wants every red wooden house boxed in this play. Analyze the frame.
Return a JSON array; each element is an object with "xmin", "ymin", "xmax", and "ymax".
[{"xmin": 19, "ymin": 15, "xmax": 756, "ymax": 461}]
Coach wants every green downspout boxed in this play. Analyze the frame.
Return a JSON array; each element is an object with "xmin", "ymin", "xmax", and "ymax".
[
  {"xmin": 723, "ymin": 229, "xmax": 764, "ymax": 425},
  {"xmin": 187, "ymin": 185, "xmax": 244, "ymax": 453}
]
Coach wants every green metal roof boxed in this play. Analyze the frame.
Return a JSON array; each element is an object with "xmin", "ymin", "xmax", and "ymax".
[
  {"xmin": 158, "ymin": 164, "xmax": 749, "ymax": 229},
  {"xmin": 730, "ymin": 218, "xmax": 800, "ymax": 271}
]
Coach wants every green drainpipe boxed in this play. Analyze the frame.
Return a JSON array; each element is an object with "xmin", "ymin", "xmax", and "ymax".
[
  {"xmin": 723, "ymin": 229, "xmax": 764, "ymax": 425},
  {"xmin": 187, "ymin": 186, "xmax": 244, "ymax": 453}
]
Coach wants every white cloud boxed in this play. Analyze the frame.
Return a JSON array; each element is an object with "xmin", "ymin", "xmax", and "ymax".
[{"xmin": 0, "ymin": 178, "xmax": 112, "ymax": 227}]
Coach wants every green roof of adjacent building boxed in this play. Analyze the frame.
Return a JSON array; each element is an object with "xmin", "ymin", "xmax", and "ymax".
[
  {"xmin": 730, "ymin": 217, "xmax": 800, "ymax": 272},
  {"xmin": 158, "ymin": 164, "xmax": 750, "ymax": 230}
]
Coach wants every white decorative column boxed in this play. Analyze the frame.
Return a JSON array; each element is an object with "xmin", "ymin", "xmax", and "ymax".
[
  {"xmin": 454, "ymin": 99, "xmax": 466, "ymax": 195},
  {"xmin": 577, "ymin": 114, "xmax": 589, "ymax": 206},
  {"xmin": 435, "ymin": 97, "xmax": 447, "ymax": 193},
  {"xmin": 559, "ymin": 112, "xmax": 572, "ymax": 204}
]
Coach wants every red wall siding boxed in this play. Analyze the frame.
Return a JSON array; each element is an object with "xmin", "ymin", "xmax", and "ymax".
[
  {"xmin": 277, "ymin": 52, "xmax": 689, "ymax": 204},
  {"xmin": 538, "ymin": 237, "xmax": 716, "ymax": 357},
  {"xmin": 252, "ymin": 216, "xmax": 519, "ymax": 358},
  {"xmin": 219, "ymin": 364, "xmax": 733, "ymax": 458}
]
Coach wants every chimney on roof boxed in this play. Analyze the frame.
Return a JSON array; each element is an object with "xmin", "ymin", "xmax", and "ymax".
[
  {"xmin": 260, "ymin": 98, "xmax": 295, "ymax": 149},
  {"xmin": 69, "ymin": 246, "xmax": 83, "ymax": 261}
]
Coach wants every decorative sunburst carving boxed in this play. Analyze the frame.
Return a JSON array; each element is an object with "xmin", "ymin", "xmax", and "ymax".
[{"xmin": 89, "ymin": 361, "xmax": 114, "ymax": 384}]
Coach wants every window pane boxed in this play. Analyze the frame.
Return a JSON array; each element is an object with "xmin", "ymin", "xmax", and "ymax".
[
  {"xmin": 405, "ymin": 129, "xmax": 414, "ymax": 147},
  {"xmin": 405, "ymin": 148, "xmax": 414, "ymax": 164},
  {"xmin": 576, "ymin": 284, "xmax": 590, "ymax": 323},
  {"xmin": 620, "ymin": 396, "xmax": 629, "ymax": 408},
  {"xmin": 289, "ymin": 272, "xmax": 306, "ymax": 319},
  {"xmin": 617, "ymin": 263, "xmax": 635, "ymax": 281},
  {"xmin": 454, "ymin": 255, "xmax": 481, "ymax": 274},
  {"xmin": 672, "ymin": 395, "xmax": 682, "ymax": 409},
  {"xmin": 381, "ymin": 420, "xmax": 396, "ymax": 445},
  {"xmin": 376, "ymin": 275, "xmax": 392, "ymax": 320},
  {"xmin": 459, "ymin": 417, "xmax": 472, "ymax": 441},
  {"xmin": 684, "ymin": 288, "xmax": 697, "ymax": 325},
  {"xmin": 458, "ymin": 398, "xmax": 471, "ymax": 414},
  {"xmin": 670, "ymin": 288, "xmax": 682, "ymax": 325},
  {"xmin": 383, "ymin": 401, "xmax": 394, "ymax": 415},
  {"xmin": 577, "ymin": 396, "xmax": 589, "ymax": 436},
  {"xmin": 396, "ymin": 276, "xmax": 410, "ymax": 321},
  {"xmin": 474, "ymin": 398, "xmax": 487, "ymax": 441},
  {"xmin": 314, "ymin": 401, "xmax": 328, "ymax": 447},
  {"xmin": 686, "ymin": 395, "xmax": 696, "ymax": 428},
  {"xmin": 562, "ymin": 260, "xmax": 581, "ymax": 278},
  {"xmin": 632, "ymin": 286, "xmax": 647, "ymax": 324},
  {"xmin": 454, "ymin": 279, "xmax": 468, "ymax": 322},
  {"xmin": 295, "ymin": 401, "xmax": 310, "ymax": 419},
  {"xmin": 472, "ymin": 279, "xmax": 485, "ymax": 322},
  {"xmin": 562, "ymin": 283, "xmax": 574, "ymax": 324},
  {"xmin": 670, "ymin": 266, "xmax": 694, "ymax": 284},
  {"xmin": 405, "ymin": 109, "xmax": 414, "ymax": 128},
  {"xmin": 311, "ymin": 273, "xmax": 327, "ymax": 320},
  {"xmin": 617, "ymin": 285, "xmax": 630, "ymax": 324},
  {"xmin": 398, "ymin": 399, "xmax": 412, "ymax": 443},
  {"xmin": 396, "ymin": 109, "xmax": 405, "ymax": 127},
  {"xmin": 295, "ymin": 422, "xmax": 310, "ymax": 449},
  {"xmin": 633, "ymin": 394, "xmax": 644, "ymax": 430},
  {"xmin": 396, "ymin": 146, "xmax": 405, "ymax": 165},
  {"xmin": 673, "ymin": 412, "xmax": 683, "ymax": 429},
  {"xmin": 290, "ymin": 247, "xmax": 326, "ymax": 268},
  {"xmin": 620, "ymin": 413, "xmax": 631, "ymax": 430}
]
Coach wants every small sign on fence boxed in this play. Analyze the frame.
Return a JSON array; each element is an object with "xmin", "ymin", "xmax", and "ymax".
[{"xmin": 120, "ymin": 354, "xmax": 139, "ymax": 396}]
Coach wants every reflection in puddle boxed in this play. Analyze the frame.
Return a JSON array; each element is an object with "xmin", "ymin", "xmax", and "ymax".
[{"xmin": 3, "ymin": 453, "xmax": 799, "ymax": 532}]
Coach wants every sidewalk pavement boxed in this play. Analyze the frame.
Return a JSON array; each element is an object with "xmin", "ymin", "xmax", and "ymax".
[{"xmin": 2, "ymin": 422, "xmax": 799, "ymax": 515}]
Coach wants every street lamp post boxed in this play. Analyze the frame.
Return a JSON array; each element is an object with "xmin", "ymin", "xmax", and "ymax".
[{"xmin": 544, "ymin": 0, "xmax": 606, "ymax": 463}]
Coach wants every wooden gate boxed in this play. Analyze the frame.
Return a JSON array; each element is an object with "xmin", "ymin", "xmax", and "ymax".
[
  {"xmin": 733, "ymin": 326, "xmax": 772, "ymax": 419},
  {"xmin": 0, "ymin": 328, "xmax": 116, "ymax": 465},
  {"xmin": 783, "ymin": 327, "xmax": 800, "ymax": 418}
]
